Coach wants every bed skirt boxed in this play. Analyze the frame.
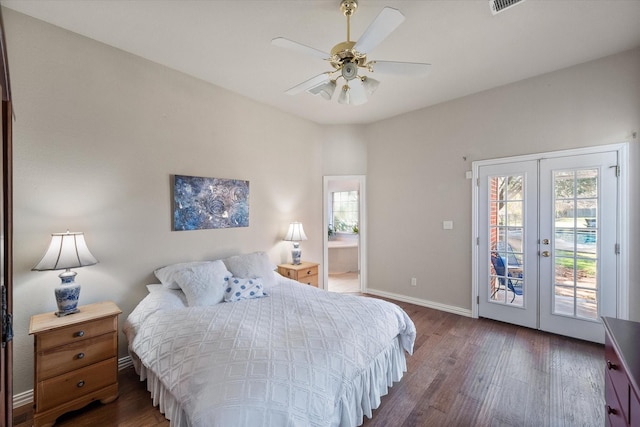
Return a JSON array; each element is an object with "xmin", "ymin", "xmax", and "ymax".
[{"xmin": 131, "ymin": 335, "xmax": 407, "ymax": 427}]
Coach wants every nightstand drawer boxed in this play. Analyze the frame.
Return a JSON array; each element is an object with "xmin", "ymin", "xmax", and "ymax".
[
  {"xmin": 37, "ymin": 316, "xmax": 117, "ymax": 351},
  {"xmin": 36, "ymin": 357, "xmax": 117, "ymax": 412},
  {"xmin": 301, "ymin": 274, "xmax": 318, "ymax": 286},
  {"xmin": 277, "ymin": 262, "xmax": 320, "ymax": 286},
  {"xmin": 38, "ymin": 332, "xmax": 117, "ymax": 380},
  {"xmin": 297, "ymin": 265, "xmax": 318, "ymax": 279}
]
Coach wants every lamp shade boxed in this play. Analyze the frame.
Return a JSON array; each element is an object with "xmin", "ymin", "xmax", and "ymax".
[
  {"xmin": 284, "ymin": 222, "xmax": 307, "ymax": 242},
  {"xmin": 32, "ymin": 231, "xmax": 98, "ymax": 271}
]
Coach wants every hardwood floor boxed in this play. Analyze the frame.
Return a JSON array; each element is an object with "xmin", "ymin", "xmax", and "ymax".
[{"xmin": 14, "ymin": 299, "xmax": 604, "ymax": 427}]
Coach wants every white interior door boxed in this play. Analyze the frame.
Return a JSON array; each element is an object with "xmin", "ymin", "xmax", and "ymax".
[{"xmin": 476, "ymin": 148, "xmax": 621, "ymax": 343}]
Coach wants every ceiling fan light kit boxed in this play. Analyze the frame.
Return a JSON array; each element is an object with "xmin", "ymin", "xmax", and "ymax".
[{"xmin": 272, "ymin": 0, "xmax": 431, "ymax": 106}]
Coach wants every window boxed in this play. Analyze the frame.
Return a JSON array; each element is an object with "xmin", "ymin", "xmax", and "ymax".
[{"xmin": 331, "ymin": 191, "xmax": 359, "ymax": 233}]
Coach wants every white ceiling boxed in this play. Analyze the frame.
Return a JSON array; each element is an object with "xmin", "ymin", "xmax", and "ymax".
[{"xmin": 3, "ymin": 0, "xmax": 640, "ymax": 125}]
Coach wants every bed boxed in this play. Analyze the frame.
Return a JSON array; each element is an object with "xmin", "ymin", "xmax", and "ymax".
[{"xmin": 124, "ymin": 252, "xmax": 416, "ymax": 427}]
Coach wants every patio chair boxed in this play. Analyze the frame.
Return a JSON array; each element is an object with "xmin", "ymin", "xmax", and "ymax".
[{"xmin": 490, "ymin": 250, "xmax": 523, "ymax": 303}]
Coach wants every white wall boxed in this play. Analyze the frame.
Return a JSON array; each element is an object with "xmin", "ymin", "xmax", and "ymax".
[
  {"xmin": 321, "ymin": 125, "xmax": 367, "ymax": 177},
  {"xmin": 365, "ymin": 48, "xmax": 640, "ymax": 319},
  {"xmin": 6, "ymin": 9, "xmax": 326, "ymax": 394}
]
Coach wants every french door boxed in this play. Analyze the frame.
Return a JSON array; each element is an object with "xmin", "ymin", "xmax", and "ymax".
[{"xmin": 476, "ymin": 147, "xmax": 622, "ymax": 343}]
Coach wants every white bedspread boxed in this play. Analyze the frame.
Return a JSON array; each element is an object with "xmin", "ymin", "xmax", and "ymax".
[{"xmin": 125, "ymin": 277, "xmax": 416, "ymax": 427}]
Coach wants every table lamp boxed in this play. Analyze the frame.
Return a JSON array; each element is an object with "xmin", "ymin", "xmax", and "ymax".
[
  {"xmin": 32, "ymin": 231, "xmax": 98, "ymax": 317},
  {"xmin": 284, "ymin": 222, "xmax": 307, "ymax": 265}
]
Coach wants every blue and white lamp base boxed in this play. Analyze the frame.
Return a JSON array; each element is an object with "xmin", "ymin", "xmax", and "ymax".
[
  {"xmin": 291, "ymin": 242, "xmax": 302, "ymax": 265},
  {"xmin": 55, "ymin": 270, "xmax": 81, "ymax": 317}
]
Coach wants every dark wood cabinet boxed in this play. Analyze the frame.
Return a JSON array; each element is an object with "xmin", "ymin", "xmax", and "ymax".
[
  {"xmin": 603, "ymin": 317, "xmax": 640, "ymax": 427},
  {"xmin": 0, "ymin": 9, "xmax": 12, "ymax": 426}
]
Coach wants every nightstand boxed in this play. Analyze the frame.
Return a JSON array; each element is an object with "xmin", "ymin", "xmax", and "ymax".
[
  {"xmin": 278, "ymin": 262, "xmax": 319, "ymax": 287},
  {"xmin": 29, "ymin": 301, "xmax": 122, "ymax": 427}
]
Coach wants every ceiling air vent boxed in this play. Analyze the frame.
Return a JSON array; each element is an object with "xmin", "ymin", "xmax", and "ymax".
[{"xmin": 490, "ymin": 0, "xmax": 526, "ymax": 15}]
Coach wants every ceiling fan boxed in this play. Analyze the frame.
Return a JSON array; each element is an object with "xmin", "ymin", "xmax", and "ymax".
[{"xmin": 272, "ymin": 0, "xmax": 431, "ymax": 106}]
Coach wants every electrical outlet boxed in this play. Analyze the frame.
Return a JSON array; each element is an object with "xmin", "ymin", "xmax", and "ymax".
[{"xmin": 411, "ymin": 277, "xmax": 417, "ymax": 287}]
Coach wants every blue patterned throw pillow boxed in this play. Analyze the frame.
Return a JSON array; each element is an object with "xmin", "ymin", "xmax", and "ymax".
[{"xmin": 223, "ymin": 277, "xmax": 267, "ymax": 302}]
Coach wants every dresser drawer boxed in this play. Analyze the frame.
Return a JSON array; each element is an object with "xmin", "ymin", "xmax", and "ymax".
[
  {"xmin": 605, "ymin": 334, "xmax": 630, "ymax": 423},
  {"xmin": 36, "ymin": 357, "xmax": 117, "ymax": 412},
  {"xmin": 36, "ymin": 316, "xmax": 117, "ymax": 351},
  {"xmin": 38, "ymin": 332, "xmax": 117, "ymax": 380},
  {"xmin": 605, "ymin": 369, "xmax": 628, "ymax": 427},
  {"xmin": 631, "ymin": 387, "xmax": 640, "ymax": 427}
]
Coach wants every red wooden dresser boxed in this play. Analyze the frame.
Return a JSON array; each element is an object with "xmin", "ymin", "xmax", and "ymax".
[{"xmin": 602, "ymin": 317, "xmax": 640, "ymax": 427}]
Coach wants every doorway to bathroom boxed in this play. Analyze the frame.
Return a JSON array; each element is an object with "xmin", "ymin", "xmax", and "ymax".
[{"xmin": 323, "ymin": 175, "xmax": 366, "ymax": 293}]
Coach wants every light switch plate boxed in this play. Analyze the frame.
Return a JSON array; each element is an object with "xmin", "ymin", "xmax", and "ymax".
[{"xmin": 443, "ymin": 220, "xmax": 453, "ymax": 230}]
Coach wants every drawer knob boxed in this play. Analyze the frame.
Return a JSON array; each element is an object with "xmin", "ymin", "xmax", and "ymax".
[
  {"xmin": 75, "ymin": 330, "xmax": 85, "ymax": 338},
  {"xmin": 606, "ymin": 405, "xmax": 616, "ymax": 415},
  {"xmin": 76, "ymin": 352, "xmax": 85, "ymax": 360},
  {"xmin": 307, "ymin": 270, "xmax": 312, "ymax": 275},
  {"xmin": 77, "ymin": 380, "xmax": 85, "ymax": 388},
  {"xmin": 607, "ymin": 360, "xmax": 617, "ymax": 370}
]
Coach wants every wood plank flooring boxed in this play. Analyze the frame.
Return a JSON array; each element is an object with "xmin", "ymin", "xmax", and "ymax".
[{"xmin": 14, "ymin": 298, "xmax": 604, "ymax": 427}]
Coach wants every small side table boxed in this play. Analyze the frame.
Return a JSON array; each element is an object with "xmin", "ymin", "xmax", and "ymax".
[
  {"xmin": 278, "ymin": 262, "xmax": 319, "ymax": 287},
  {"xmin": 29, "ymin": 301, "xmax": 121, "ymax": 427}
]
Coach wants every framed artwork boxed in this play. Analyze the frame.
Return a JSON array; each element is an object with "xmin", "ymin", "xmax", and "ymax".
[{"xmin": 173, "ymin": 174, "xmax": 249, "ymax": 231}]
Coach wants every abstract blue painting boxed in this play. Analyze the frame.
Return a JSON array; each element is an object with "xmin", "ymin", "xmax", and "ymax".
[{"xmin": 173, "ymin": 175, "xmax": 249, "ymax": 231}]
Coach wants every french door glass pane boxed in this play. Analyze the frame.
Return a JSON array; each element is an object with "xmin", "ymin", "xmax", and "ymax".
[
  {"xmin": 488, "ymin": 175, "xmax": 524, "ymax": 307},
  {"xmin": 552, "ymin": 169, "xmax": 598, "ymax": 320}
]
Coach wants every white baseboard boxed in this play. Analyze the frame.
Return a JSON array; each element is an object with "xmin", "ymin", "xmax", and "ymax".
[
  {"xmin": 365, "ymin": 288, "xmax": 473, "ymax": 318},
  {"xmin": 118, "ymin": 355, "xmax": 133, "ymax": 371},
  {"xmin": 12, "ymin": 389, "xmax": 32, "ymax": 409},
  {"xmin": 13, "ymin": 355, "xmax": 134, "ymax": 409}
]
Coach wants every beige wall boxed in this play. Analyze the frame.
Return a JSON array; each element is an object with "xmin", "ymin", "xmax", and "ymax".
[
  {"xmin": 6, "ymin": 9, "xmax": 327, "ymax": 394},
  {"xmin": 5, "ymin": 7, "xmax": 640, "ymax": 399},
  {"xmin": 365, "ymin": 48, "xmax": 640, "ymax": 318}
]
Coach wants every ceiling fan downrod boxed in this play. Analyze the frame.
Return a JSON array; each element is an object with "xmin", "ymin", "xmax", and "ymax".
[
  {"xmin": 340, "ymin": 0, "xmax": 358, "ymax": 42},
  {"xmin": 332, "ymin": 0, "xmax": 366, "ymax": 74}
]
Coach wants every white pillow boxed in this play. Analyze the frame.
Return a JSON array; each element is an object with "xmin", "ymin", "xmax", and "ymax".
[
  {"xmin": 174, "ymin": 260, "xmax": 232, "ymax": 307},
  {"xmin": 146, "ymin": 284, "xmax": 188, "ymax": 305},
  {"xmin": 223, "ymin": 277, "xmax": 267, "ymax": 302},
  {"xmin": 222, "ymin": 251, "xmax": 276, "ymax": 288},
  {"xmin": 154, "ymin": 261, "xmax": 210, "ymax": 289}
]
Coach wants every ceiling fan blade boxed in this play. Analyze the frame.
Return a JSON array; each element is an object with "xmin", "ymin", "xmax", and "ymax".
[
  {"xmin": 353, "ymin": 7, "xmax": 405, "ymax": 54},
  {"xmin": 285, "ymin": 73, "xmax": 330, "ymax": 95},
  {"xmin": 272, "ymin": 37, "xmax": 331, "ymax": 60},
  {"xmin": 369, "ymin": 61, "xmax": 431, "ymax": 76}
]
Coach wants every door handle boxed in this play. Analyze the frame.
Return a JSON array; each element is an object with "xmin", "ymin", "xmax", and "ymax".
[
  {"xmin": 542, "ymin": 239, "xmax": 550, "ymax": 245},
  {"xmin": 541, "ymin": 251, "xmax": 550, "ymax": 257}
]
